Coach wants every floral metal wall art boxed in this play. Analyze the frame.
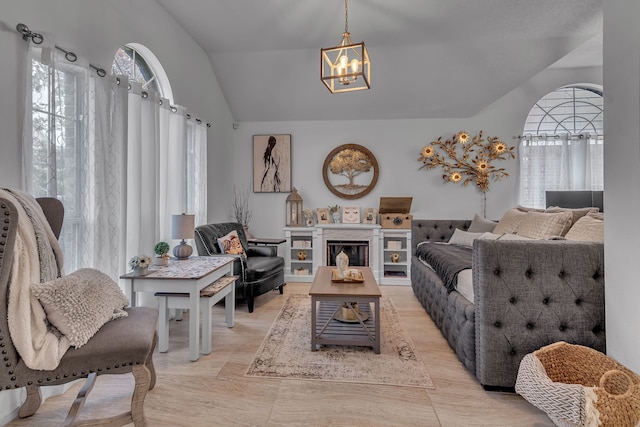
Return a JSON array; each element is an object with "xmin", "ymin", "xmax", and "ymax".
[{"xmin": 418, "ymin": 130, "xmax": 515, "ymax": 216}]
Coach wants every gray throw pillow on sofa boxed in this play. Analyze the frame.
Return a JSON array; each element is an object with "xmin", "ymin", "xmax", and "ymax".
[
  {"xmin": 448, "ymin": 229, "xmax": 486, "ymax": 247},
  {"xmin": 468, "ymin": 213, "xmax": 497, "ymax": 233}
]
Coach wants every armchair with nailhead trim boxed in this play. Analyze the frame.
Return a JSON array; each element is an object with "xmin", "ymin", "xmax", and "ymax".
[{"xmin": 0, "ymin": 195, "xmax": 158, "ymax": 426}]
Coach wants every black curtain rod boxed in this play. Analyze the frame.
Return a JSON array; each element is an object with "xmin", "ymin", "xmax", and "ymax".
[
  {"xmin": 15, "ymin": 23, "xmax": 213, "ymax": 128},
  {"xmin": 16, "ymin": 23, "xmax": 108, "ymax": 78},
  {"xmin": 516, "ymin": 132, "xmax": 601, "ymax": 140}
]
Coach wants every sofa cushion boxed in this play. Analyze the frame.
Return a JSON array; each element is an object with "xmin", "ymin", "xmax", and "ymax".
[
  {"xmin": 217, "ymin": 230, "xmax": 246, "ymax": 257},
  {"xmin": 515, "ymin": 211, "xmax": 573, "ymax": 239},
  {"xmin": 449, "ymin": 229, "xmax": 485, "ymax": 247},
  {"xmin": 544, "ymin": 206, "xmax": 599, "ymax": 228},
  {"xmin": 565, "ymin": 215, "xmax": 604, "ymax": 242},
  {"xmin": 31, "ymin": 268, "xmax": 129, "ymax": 348},
  {"xmin": 493, "ymin": 208, "xmax": 528, "ymax": 235},
  {"xmin": 467, "ymin": 213, "xmax": 497, "ymax": 233}
]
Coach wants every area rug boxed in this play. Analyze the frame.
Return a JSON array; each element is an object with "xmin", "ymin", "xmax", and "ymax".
[{"xmin": 245, "ymin": 294, "xmax": 434, "ymax": 389}]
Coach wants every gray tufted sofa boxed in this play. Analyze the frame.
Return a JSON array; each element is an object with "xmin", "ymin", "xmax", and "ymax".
[{"xmin": 411, "ymin": 219, "xmax": 605, "ymax": 390}]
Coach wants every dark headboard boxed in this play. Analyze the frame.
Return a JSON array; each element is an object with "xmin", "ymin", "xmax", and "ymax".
[{"xmin": 545, "ymin": 191, "xmax": 603, "ymax": 212}]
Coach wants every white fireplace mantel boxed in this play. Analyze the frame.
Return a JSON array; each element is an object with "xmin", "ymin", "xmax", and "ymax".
[{"xmin": 313, "ymin": 224, "xmax": 381, "ymax": 280}]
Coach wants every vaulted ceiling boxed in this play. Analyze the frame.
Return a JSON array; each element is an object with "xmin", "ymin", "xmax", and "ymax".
[{"xmin": 157, "ymin": 0, "xmax": 603, "ymax": 122}]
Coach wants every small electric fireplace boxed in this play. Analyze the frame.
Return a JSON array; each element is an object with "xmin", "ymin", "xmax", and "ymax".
[{"xmin": 327, "ymin": 240, "xmax": 369, "ymax": 267}]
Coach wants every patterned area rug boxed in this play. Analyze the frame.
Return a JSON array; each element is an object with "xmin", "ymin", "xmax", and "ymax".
[{"xmin": 245, "ymin": 294, "xmax": 434, "ymax": 389}]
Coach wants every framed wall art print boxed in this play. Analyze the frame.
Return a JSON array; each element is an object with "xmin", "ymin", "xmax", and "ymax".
[{"xmin": 253, "ymin": 134, "xmax": 292, "ymax": 193}]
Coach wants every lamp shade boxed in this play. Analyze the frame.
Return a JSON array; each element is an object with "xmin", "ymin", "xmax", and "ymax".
[{"xmin": 171, "ymin": 214, "xmax": 195, "ymax": 240}]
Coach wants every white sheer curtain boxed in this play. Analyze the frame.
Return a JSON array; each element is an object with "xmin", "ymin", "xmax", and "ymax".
[
  {"xmin": 518, "ymin": 133, "xmax": 603, "ymax": 208},
  {"xmin": 79, "ymin": 73, "xmax": 128, "ymax": 276},
  {"xmin": 21, "ymin": 37, "xmax": 128, "ymax": 276},
  {"xmin": 187, "ymin": 117, "xmax": 208, "ymax": 227},
  {"xmin": 125, "ymin": 84, "xmax": 207, "ymax": 261},
  {"xmin": 21, "ymin": 36, "xmax": 208, "ymax": 282}
]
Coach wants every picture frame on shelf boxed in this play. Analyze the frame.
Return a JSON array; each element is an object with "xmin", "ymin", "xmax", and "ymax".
[
  {"xmin": 253, "ymin": 134, "xmax": 291, "ymax": 193},
  {"xmin": 342, "ymin": 206, "xmax": 361, "ymax": 224},
  {"xmin": 363, "ymin": 208, "xmax": 377, "ymax": 224},
  {"xmin": 316, "ymin": 208, "xmax": 330, "ymax": 224}
]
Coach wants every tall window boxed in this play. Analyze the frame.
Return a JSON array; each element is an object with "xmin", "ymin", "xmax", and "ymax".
[
  {"xmin": 24, "ymin": 37, "xmax": 207, "ymax": 279},
  {"xmin": 30, "ymin": 49, "xmax": 87, "ymax": 270},
  {"xmin": 518, "ymin": 86, "xmax": 604, "ymax": 208}
]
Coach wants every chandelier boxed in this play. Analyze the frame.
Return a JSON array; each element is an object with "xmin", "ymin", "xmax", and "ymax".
[{"xmin": 320, "ymin": 0, "xmax": 371, "ymax": 93}]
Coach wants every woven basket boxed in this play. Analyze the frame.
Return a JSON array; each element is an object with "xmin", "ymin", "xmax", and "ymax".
[{"xmin": 516, "ymin": 341, "xmax": 640, "ymax": 427}]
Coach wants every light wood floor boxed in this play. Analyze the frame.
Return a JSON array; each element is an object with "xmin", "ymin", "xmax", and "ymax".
[{"xmin": 7, "ymin": 283, "xmax": 553, "ymax": 426}]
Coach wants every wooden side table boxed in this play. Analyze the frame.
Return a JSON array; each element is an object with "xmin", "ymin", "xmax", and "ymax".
[{"xmin": 247, "ymin": 237, "xmax": 287, "ymax": 246}]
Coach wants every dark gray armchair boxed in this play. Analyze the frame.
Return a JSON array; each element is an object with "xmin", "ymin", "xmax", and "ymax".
[
  {"xmin": 194, "ymin": 222, "xmax": 285, "ymax": 312},
  {"xmin": 0, "ymin": 195, "xmax": 158, "ymax": 426}
]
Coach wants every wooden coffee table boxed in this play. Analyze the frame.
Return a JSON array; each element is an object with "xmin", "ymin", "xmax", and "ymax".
[{"xmin": 309, "ymin": 266, "xmax": 381, "ymax": 353}]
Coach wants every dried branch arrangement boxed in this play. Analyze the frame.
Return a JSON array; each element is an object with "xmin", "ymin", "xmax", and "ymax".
[{"xmin": 418, "ymin": 130, "xmax": 515, "ymax": 193}]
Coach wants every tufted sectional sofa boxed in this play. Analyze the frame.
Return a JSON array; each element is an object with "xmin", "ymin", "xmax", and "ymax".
[{"xmin": 410, "ymin": 219, "xmax": 605, "ymax": 390}]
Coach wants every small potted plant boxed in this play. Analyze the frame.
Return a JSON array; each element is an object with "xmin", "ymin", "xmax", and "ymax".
[
  {"xmin": 154, "ymin": 241, "xmax": 171, "ymax": 267},
  {"xmin": 328, "ymin": 205, "xmax": 341, "ymax": 223},
  {"xmin": 129, "ymin": 254, "xmax": 152, "ymax": 276}
]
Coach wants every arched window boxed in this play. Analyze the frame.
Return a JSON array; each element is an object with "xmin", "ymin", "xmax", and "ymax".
[
  {"xmin": 518, "ymin": 85, "xmax": 604, "ymax": 208},
  {"xmin": 111, "ymin": 43, "xmax": 173, "ymax": 103}
]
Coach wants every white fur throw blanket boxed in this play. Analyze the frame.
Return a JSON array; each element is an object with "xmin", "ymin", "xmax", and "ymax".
[{"xmin": 2, "ymin": 188, "xmax": 70, "ymax": 370}]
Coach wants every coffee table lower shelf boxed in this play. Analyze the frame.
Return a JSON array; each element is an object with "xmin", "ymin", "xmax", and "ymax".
[{"xmin": 310, "ymin": 299, "xmax": 380, "ymax": 354}]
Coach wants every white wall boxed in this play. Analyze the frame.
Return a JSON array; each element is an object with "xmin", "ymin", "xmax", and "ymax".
[
  {"xmin": 603, "ymin": 0, "xmax": 640, "ymax": 373},
  {"xmin": 232, "ymin": 67, "xmax": 603, "ymax": 239},
  {"xmin": 0, "ymin": 0, "xmax": 234, "ymax": 422}
]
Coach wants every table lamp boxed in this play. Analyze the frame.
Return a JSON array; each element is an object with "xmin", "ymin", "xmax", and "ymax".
[{"xmin": 172, "ymin": 213, "xmax": 195, "ymax": 260}]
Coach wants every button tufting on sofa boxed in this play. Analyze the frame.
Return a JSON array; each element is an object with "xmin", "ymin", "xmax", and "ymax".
[
  {"xmin": 542, "ymin": 297, "xmax": 549, "ymax": 305},
  {"xmin": 494, "ymin": 321, "xmax": 501, "ymax": 328},
  {"xmin": 575, "ymin": 298, "xmax": 582, "ymax": 305},
  {"xmin": 509, "ymin": 297, "xmax": 516, "ymax": 304},
  {"xmin": 526, "ymin": 323, "xmax": 534, "ymax": 329}
]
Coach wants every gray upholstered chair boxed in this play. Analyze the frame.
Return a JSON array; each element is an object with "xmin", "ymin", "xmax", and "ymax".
[
  {"xmin": 0, "ymin": 195, "xmax": 158, "ymax": 426},
  {"xmin": 194, "ymin": 222, "xmax": 285, "ymax": 312}
]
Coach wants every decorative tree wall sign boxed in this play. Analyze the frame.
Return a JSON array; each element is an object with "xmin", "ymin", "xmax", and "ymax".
[
  {"xmin": 418, "ymin": 131, "xmax": 515, "ymax": 217},
  {"xmin": 323, "ymin": 144, "xmax": 379, "ymax": 200}
]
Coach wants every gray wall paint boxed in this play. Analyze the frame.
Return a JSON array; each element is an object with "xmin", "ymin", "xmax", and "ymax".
[
  {"xmin": 233, "ymin": 66, "xmax": 603, "ymax": 238},
  {"xmin": 603, "ymin": 0, "xmax": 640, "ymax": 374}
]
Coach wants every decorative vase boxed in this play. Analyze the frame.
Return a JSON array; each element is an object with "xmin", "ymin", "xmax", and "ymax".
[
  {"xmin": 332, "ymin": 212, "xmax": 341, "ymax": 223},
  {"xmin": 336, "ymin": 250, "xmax": 349, "ymax": 278},
  {"xmin": 154, "ymin": 256, "xmax": 169, "ymax": 267},
  {"xmin": 341, "ymin": 302, "xmax": 359, "ymax": 320},
  {"xmin": 132, "ymin": 266, "xmax": 149, "ymax": 276}
]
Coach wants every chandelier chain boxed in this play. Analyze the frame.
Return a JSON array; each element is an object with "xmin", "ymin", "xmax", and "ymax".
[{"xmin": 344, "ymin": 0, "xmax": 349, "ymax": 34}]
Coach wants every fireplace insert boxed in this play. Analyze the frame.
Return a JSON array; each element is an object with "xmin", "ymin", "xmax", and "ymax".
[{"xmin": 326, "ymin": 240, "xmax": 369, "ymax": 267}]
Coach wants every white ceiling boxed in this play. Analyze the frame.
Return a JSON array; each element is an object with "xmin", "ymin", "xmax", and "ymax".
[{"xmin": 157, "ymin": 0, "xmax": 603, "ymax": 122}]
